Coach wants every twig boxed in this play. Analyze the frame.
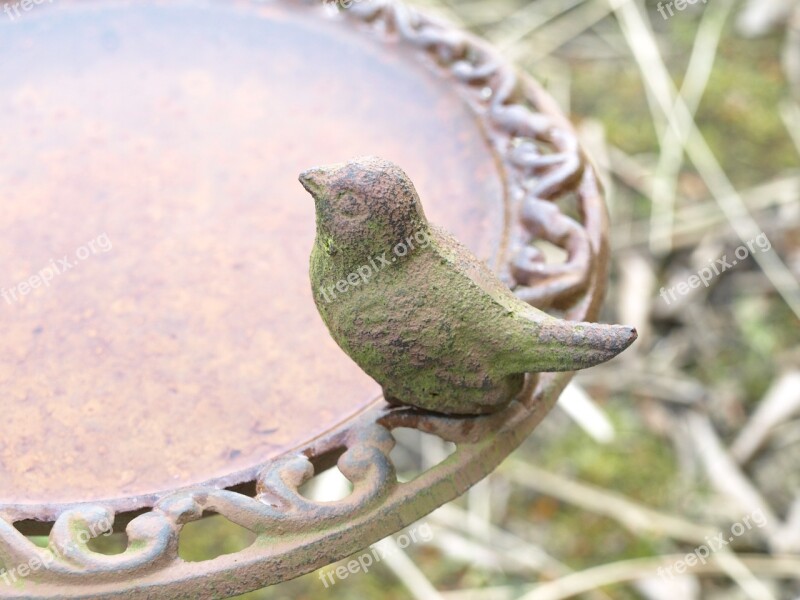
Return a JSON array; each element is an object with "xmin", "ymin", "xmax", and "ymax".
[
  {"xmin": 556, "ymin": 381, "xmax": 616, "ymax": 443},
  {"xmin": 378, "ymin": 536, "xmax": 445, "ymax": 600},
  {"xmin": 649, "ymin": 0, "xmax": 735, "ymax": 254},
  {"xmin": 488, "ymin": 0, "xmax": 587, "ymax": 51},
  {"xmin": 730, "ymin": 371, "xmax": 800, "ymax": 464},
  {"xmin": 576, "ymin": 367, "xmax": 707, "ymax": 405},
  {"xmin": 608, "ymin": 0, "xmax": 800, "ymax": 320},
  {"xmin": 779, "ymin": 99, "xmax": 800, "ymax": 159},
  {"xmin": 499, "ymin": 459, "xmax": 715, "ymax": 544},
  {"xmin": 517, "ymin": 554, "xmax": 800, "ymax": 600},
  {"xmin": 468, "ymin": 478, "xmax": 493, "ymax": 541},
  {"xmin": 502, "ymin": 457, "xmax": 776, "ymax": 599},
  {"xmin": 505, "ymin": 0, "xmax": 616, "ymax": 64},
  {"xmin": 616, "ymin": 251, "xmax": 656, "ymax": 346},
  {"xmin": 616, "ymin": 173, "xmax": 800, "ymax": 249},
  {"xmin": 685, "ymin": 411, "xmax": 781, "ymax": 538},
  {"xmin": 431, "ymin": 504, "xmax": 574, "ymax": 578}
]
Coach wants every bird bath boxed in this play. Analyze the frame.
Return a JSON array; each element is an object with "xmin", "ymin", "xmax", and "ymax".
[{"xmin": 0, "ymin": 0, "xmax": 611, "ymax": 597}]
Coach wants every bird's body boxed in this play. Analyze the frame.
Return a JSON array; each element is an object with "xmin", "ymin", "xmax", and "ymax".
[{"xmin": 300, "ymin": 157, "xmax": 636, "ymax": 415}]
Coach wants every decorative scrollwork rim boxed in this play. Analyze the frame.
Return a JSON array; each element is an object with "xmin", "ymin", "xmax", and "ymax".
[{"xmin": 0, "ymin": 1, "xmax": 610, "ymax": 597}]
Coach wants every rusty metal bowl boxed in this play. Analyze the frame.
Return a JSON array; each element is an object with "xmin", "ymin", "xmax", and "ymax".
[{"xmin": 0, "ymin": 0, "xmax": 609, "ymax": 597}]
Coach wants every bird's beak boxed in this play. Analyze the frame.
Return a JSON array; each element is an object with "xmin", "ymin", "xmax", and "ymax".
[{"xmin": 299, "ymin": 167, "xmax": 329, "ymax": 200}]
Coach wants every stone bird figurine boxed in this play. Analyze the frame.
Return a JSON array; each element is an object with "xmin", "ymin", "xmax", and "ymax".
[{"xmin": 299, "ymin": 156, "xmax": 636, "ymax": 415}]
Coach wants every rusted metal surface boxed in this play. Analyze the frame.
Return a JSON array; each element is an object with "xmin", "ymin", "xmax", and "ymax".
[
  {"xmin": 0, "ymin": 0, "xmax": 504, "ymax": 515},
  {"xmin": 0, "ymin": 0, "xmax": 610, "ymax": 597}
]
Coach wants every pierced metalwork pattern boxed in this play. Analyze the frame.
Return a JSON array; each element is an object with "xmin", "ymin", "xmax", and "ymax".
[{"xmin": 0, "ymin": 0, "xmax": 610, "ymax": 597}]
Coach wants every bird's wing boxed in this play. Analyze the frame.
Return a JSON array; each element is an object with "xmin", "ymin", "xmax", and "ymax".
[
  {"xmin": 428, "ymin": 224, "xmax": 528, "ymax": 316},
  {"xmin": 426, "ymin": 225, "xmax": 636, "ymax": 374}
]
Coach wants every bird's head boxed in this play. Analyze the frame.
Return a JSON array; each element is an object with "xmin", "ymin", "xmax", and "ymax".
[{"xmin": 299, "ymin": 156, "xmax": 429, "ymax": 258}]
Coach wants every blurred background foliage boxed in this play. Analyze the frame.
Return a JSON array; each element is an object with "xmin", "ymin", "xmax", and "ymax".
[{"xmin": 179, "ymin": 0, "xmax": 800, "ymax": 598}]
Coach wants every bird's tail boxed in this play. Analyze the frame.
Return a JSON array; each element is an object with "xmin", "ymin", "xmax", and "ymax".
[{"xmin": 513, "ymin": 318, "xmax": 637, "ymax": 373}]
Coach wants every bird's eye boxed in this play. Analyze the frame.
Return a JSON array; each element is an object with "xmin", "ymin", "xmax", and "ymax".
[{"xmin": 338, "ymin": 193, "xmax": 366, "ymax": 219}]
